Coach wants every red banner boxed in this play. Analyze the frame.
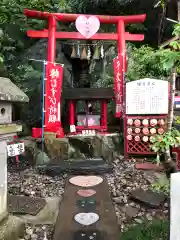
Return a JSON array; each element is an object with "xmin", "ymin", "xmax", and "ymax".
[
  {"xmin": 113, "ymin": 56, "xmax": 123, "ymax": 118},
  {"xmin": 44, "ymin": 62, "xmax": 64, "ymax": 132}
]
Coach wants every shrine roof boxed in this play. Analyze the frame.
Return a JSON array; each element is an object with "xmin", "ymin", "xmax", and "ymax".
[{"xmin": 0, "ymin": 77, "xmax": 29, "ymax": 103}]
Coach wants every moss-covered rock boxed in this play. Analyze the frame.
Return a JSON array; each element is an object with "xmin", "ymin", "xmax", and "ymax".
[{"xmin": 44, "ymin": 133, "xmax": 68, "ymax": 161}]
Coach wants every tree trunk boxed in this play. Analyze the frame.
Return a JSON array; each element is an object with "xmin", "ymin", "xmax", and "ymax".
[
  {"xmin": 167, "ymin": 67, "xmax": 176, "ymax": 130},
  {"xmin": 164, "ymin": 150, "xmax": 177, "ymax": 178},
  {"xmin": 164, "ymin": 67, "xmax": 177, "ymax": 177}
]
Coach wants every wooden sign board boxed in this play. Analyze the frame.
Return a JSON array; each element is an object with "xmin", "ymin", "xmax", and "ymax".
[{"xmin": 126, "ymin": 79, "xmax": 168, "ymax": 115}]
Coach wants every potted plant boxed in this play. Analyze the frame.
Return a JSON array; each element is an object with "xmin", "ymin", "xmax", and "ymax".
[{"xmin": 150, "ymin": 127, "xmax": 180, "ymax": 177}]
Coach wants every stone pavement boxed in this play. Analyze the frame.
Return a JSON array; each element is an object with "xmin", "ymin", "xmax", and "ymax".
[{"xmin": 53, "ymin": 175, "xmax": 119, "ymax": 240}]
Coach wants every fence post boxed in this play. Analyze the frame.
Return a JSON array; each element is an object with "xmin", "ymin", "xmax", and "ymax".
[{"xmin": 170, "ymin": 172, "xmax": 180, "ymax": 240}]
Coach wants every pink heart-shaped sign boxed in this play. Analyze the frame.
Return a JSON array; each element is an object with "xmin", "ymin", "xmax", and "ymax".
[
  {"xmin": 77, "ymin": 189, "xmax": 96, "ymax": 197},
  {"xmin": 75, "ymin": 16, "xmax": 100, "ymax": 39}
]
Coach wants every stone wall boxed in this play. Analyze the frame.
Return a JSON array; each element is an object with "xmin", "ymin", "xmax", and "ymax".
[{"xmin": 23, "ymin": 133, "xmax": 122, "ymax": 166}]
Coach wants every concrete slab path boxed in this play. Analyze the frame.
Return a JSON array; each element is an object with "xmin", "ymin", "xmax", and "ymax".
[{"xmin": 53, "ymin": 175, "xmax": 119, "ymax": 240}]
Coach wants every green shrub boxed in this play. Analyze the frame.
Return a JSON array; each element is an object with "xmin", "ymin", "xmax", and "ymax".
[{"xmin": 120, "ymin": 220, "xmax": 168, "ymax": 240}]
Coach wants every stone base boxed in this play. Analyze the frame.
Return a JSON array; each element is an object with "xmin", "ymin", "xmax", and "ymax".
[
  {"xmin": 40, "ymin": 160, "xmax": 113, "ymax": 176},
  {"xmin": 22, "ymin": 133, "xmax": 122, "ymax": 168},
  {"xmin": 0, "ymin": 215, "xmax": 25, "ymax": 240},
  {"xmin": 16, "ymin": 197, "xmax": 61, "ymax": 225}
]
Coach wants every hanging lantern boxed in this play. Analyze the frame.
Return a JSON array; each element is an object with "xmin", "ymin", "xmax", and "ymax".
[
  {"xmin": 142, "ymin": 127, "xmax": 149, "ymax": 135},
  {"xmin": 134, "ymin": 119, "xmax": 141, "ymax": 127},
  {"xmin": 142, "ymin": 119, "xmax": 149, "ymax": 127},
  {"xmin": 71, "ymin": 45, "xmax": 76, "ymax": 58},
  {"xmin": 150, "ymin": 119, "xmax": 157, "ymax": 127},
  {"xmin": 158, "ymin": 128, "xmax": 164, "ymax": 135},
  {"xmin": 135, "ymin": 135, "xmax": 140, "ymax": 142},
  {"xmin": 81, "ymin": 45, "xmax": 87, "ymax": 60},
  {"xmin": 127, "ymin": 135, "xmax": 132, "ymax": 141},
  {"xmin": 127, "ymin": 128, "xmax": 132, "ymax": 134},
  {"xmin": 158, "ymin": 119, "xmax": 165, "ymax": 126},
  {"xmin": 135, "ymin": 128, "xmax": 141, "ymax": 134},
  {"xmin": 93, "ymin": 45, "xmax": 100, "ymax": 60},
  {"xmin": 142, "ymin": 136, "xmax": 148, "ymax": 142},
  {"xmin": 127, "ymin": 119, "xmax": 133, "ymax": 126},
  {"xmin": 150, "ymin": 128, "xmax": 156, "ymax": 134}
]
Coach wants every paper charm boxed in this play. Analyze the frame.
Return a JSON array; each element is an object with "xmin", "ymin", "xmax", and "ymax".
[
  {"xmin": 100, "ymin": 45, "xmax": 104, "ymax": 58},
  {"xmin": 158, "ymin": 119, "xmax": 165, "ymax": 125},
  {"xmin": 77, "ymin": 44, "xmax": 80, "ymax": 58},
  {"xmin": 74, "ymin": 212, "xmax": 99, "ymax": 226},
  {"xmin": 87, "ymin": 46, "xmax": 91, "ymax": 60},
  {"xmin": 93, "ymin": 45, "xmax": 100, "ymax": 60},
  {"xmin": 81, "ymin": 46, "xmax": 87, "ymax": 60},
  {"xmin": 158, "ymin": 128, "xmax": 164, "ymax": 135},
  {"xmin": 127, "ymin": 135, "xmax": 132, "ymax": 141},
  {"xmin": 134, "ymin": 135, "xmax": 140, "ymax": 142}
]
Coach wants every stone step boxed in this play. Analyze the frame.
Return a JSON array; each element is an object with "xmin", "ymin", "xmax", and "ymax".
[
  {"xmin": 53, "ymin": 176, "xmax": 119, "ymax": 240},
  {"xmin": 0, "ymin": 215, "xmax": 25, "ymax": 240},
  {"xmin": 38, "ymin": 159, "xmax": 113, "ymax": 176}
]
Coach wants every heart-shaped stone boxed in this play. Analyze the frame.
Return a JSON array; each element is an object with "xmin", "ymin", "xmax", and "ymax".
[
  {"xmin": 73, "ymin": 230, "xmax": 102, "ymax": 240},
  {"xmin": 69, "ymin": 176, "xmax": 103, "ymax": 187},
  {"xmin": 75, "ymin": 16, "xmax": 100, "ymax": 39},
  {"xmin": 74, "ymin": 212, "xmax": 99, "ymax": 226},
  {"xmin": 77, "ymin": 189, "xmax": 96, "ymax": 197},
  {"xmin": 76, "ymin": 198, "xmax": 96, "ymax": 211}
]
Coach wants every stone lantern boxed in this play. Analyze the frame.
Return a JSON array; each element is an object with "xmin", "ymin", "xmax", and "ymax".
[{"xmin": 0, "ymin": 77, "xmax": 29, "ymax": 223}]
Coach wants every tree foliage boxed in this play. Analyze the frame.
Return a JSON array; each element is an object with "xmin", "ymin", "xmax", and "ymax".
[{"xmin": 128, "ymin": 23, "xmax": 180, "ymax": 81}]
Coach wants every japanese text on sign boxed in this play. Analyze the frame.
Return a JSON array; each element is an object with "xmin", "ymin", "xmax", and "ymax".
[
  {"xmin": 113, "ymin": 56, "xmax": 123, "ymax": 118},
  {"xmin": 126, "ymin": 79, "xmax": 168, "ymax": 114},
  {"xmin": 48, "ymin": 68, "xmax": 59, "ymax": 123},
  {"xmin": 44, "ymin": 62, "xmax": 64, "ymax": 130},
  {"xmin": 7, "ymin": 143, "xmax": 25, "ymax": 157}
]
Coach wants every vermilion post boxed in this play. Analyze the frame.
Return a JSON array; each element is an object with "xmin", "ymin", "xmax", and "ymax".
[
  {"xmin": 117, "ymin": 20, "xmax": 126, "ymax": 67},
  {"xmin": 47, "ymin": 15, "xmax": 56, "ymax": 62},
  {"xmin": 69, "ymin": 100, "xmax": 75, "ymax": 130},
  {"xmin": 101, "ymin": 101, "xmax": 108, "ymax": 131},
  {"xmin": 117, "ymin": 20, "xmax": 128, "ymax": 158}
]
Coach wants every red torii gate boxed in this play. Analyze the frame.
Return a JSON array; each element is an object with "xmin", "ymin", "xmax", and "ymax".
[{"xmin": 24, "ymin": 9, "xmax": 146, "ymax": 136}]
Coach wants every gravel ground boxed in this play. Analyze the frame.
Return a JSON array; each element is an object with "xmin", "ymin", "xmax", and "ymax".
[
  {"xmin": 8, "ymin": 168, "xmax": 66, "ymax": 239},
  {"xmin": 8, "ymin": 169, "xmax": 66, "ymax": 198},
  {"xmin": 7, "ymin": 158, "xmax": 169, "ymax": 239},
  {"xmin": 106, "ymin": 158, "xmax": 169, "ymax": 232}
]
